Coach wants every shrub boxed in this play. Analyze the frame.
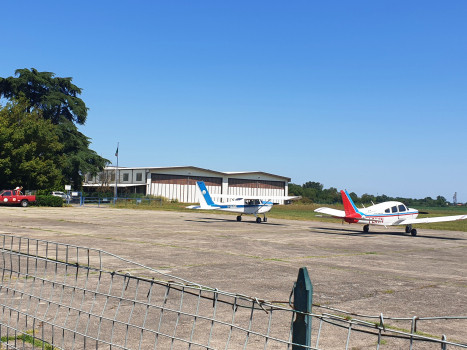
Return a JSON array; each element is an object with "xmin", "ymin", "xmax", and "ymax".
[{"xmin": 33, "ymin": 195, "xmax": 63, "ymax": 207}]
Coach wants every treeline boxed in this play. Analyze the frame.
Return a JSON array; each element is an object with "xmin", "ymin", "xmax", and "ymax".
[{"xmin": 289, "ymin": 181, "xmax": 455, "ymax": 207}]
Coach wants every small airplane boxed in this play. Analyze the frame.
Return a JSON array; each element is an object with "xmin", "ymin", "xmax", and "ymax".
[
  {"xmin": 315, "ymin": 190, "xmax": 467, "ymax": 236},
  {"xmin": 187, "ymin": 181, "xmax": 300, "ymax": 223}
]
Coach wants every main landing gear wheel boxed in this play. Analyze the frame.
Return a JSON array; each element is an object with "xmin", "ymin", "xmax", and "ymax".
[
  {"xmin": 411, "ymin": 229, "xmax": 417, "ymax": 236},
  {"xmin": 256, "ymin": 217, "xmax": 262, "ymax": 224},
  {"xmin": 263, "ymin": 217, "xmax": 268, "ymax": 223},
  {"xmin": 363, "ymin": 224, "xmax": 369, "ymax": 233},
  {"xmin": 236, "ymin": 216, "xmax": 242, "ymax": 222},
  {"xmin": 405, "ymin": 225, "xmax": 412, "ymax": 233}
]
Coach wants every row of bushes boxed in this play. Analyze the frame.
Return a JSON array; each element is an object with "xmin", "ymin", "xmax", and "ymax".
[{"xmin": 32, "ymin": 195, "xmax": 63, "ymax": 207}]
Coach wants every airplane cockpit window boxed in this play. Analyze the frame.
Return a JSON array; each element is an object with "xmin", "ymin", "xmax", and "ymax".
[
  {"xmin": 391, "ymin": 206, "xmax": 398, "ymax": 213},
  {"xmin": 385, "ymin": 208, "xmax": 390, "ymax": 213},
  {"xmin": 398, "ymin": 204, "xmax": 406, "ymax": 212}
]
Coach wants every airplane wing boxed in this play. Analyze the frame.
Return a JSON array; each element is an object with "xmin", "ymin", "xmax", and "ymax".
[
  {"xmin": 210, "ymin": 194, "xmax": 301, "ymax": 201},
  {"xmin": 314, "ymin": 207, "xmax": 346, "ymax": 218},
  {"xmin": 394, "ymin": 214, "xmax": 467, "ymax": 225}
]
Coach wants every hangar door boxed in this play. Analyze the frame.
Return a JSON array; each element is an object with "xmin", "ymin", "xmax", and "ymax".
[
  {"xmin": 228, "ymin": 179, "xmax": 286, "ymax": 203},
  {"xmin": 150, "ymin": 174, "xmax": 222, "ymax": 203}
]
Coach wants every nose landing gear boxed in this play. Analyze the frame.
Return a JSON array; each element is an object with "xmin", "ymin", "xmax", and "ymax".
[{"xmin": 363, "ymin": 224, "xmax": 370, "ymax": 233}]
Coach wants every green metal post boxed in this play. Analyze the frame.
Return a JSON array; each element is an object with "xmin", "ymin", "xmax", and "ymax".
[{"xmin": 292, "ymin": 267, "xmax": 313, "ymax": 350}]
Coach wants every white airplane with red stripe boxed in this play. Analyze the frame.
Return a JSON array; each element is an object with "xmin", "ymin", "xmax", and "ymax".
[{"xmin": 315, "ymin": 190, "xmax": 467, "ymax": 236}]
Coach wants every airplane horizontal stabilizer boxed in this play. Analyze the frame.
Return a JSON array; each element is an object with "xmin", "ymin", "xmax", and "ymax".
[{"xmin": 314, "ymin": 207, "xmax": 346, "ymax": 218}]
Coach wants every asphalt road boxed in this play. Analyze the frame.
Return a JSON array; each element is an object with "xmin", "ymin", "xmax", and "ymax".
[{"xmin": 0, "ymin": 206, "xmax": 466, "ymax": 347}]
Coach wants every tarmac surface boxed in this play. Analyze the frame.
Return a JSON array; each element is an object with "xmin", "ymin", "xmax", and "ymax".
[{"xmin": 0, "ymin": 206, "xmax": 466, "ymax": 348}]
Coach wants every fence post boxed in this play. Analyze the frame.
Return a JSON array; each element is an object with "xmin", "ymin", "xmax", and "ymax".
[{"xmin": 292, "ymin": 267, "xmax": 312, "ymax": 350}]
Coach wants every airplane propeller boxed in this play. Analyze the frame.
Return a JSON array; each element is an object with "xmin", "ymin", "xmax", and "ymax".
[{"xmin": 418, "ymin": 211, "xmax": 429, "ymax": 214}]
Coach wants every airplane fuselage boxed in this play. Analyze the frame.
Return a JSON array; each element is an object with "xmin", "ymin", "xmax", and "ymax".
[
  {"xmin": 346, "ymin": 201, "xmax": 419, "ymax": 226},
  {"xmin": 210, "ymin": 199, "xmax": 273, "ymax": 214}
]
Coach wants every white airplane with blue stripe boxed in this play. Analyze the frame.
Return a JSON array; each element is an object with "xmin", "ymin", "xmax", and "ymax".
[
  {"xmin": 187, "ymin": 181, "xmax": 300, "ymax": 223},
  {"xmin": 315, "ymin": 190, "xmax": 467, "ymax": 236}
]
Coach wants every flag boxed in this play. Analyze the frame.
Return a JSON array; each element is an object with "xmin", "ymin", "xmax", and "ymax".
[{"xmin": 115, "ymin": 147, "xmax": 118, "ymax": 157}]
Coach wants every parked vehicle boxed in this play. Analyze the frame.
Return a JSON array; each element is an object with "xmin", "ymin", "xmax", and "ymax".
[
  {"xmin": 0, "ymin": 187, "xmax": 36, "ymax": 207},
  {"xmin": 50, "ymin": 191, "xmax": 70, "ymax": 200}
]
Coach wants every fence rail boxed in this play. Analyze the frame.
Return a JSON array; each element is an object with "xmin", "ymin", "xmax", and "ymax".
[{"xmin": 0, "ymin": 234, "xmax": 465, "ymax": 349}]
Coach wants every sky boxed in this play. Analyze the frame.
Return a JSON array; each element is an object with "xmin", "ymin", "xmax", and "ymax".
[{"xmin": 1, "ymin": 1, "xmax": 466, "ymax": 201}]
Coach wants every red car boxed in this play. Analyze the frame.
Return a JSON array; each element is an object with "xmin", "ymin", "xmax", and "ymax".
[{"xmin": 0, "ymin": 188, "xmax": 36, "ymax": 207}]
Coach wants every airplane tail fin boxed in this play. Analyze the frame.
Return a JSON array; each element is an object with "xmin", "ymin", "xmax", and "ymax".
[
  {"xmin": 341, "ymin": 190, "xmax": 361, "ymax": 217},
  {"xmin": 196, "ymin": 181, "xmax": 216, "ymax": 209}
]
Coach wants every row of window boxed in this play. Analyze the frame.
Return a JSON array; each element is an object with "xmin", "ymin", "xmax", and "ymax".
[
  {"xmin": 88, "ymin": 172, "xmax": 143, "ymax": 182},
  {"xmin": 228, "ymin": 179, "xmax": 285, "ymax": 190},
  {"xmin": 122, "ymin": 173, "xmax": 143, "ymax": 182},
  {"xmin": 384, "ymin": 204, "xmax": 408, "ymax": 213}
]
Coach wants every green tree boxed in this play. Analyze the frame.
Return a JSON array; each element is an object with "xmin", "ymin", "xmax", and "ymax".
[
  {"xmin": 288, "ymin": 183, "xmax": 304, "ymax": 197},
  {"xmin": 361, "ymin": 193, "xmax": 375, "ymax": 204},
  {"xmin": 349, "ymin": 192, "xmax": 359, "ymax": 202},
  {"xmin": 56, "ymin": 117, "xmax": 108, "ymax": 187},
  {"xmin": 436, "ymin": 195, "xmax": 447, "ymax": 206},
  {"xmin": 0, "ymin": 68, "xmax": 87, "ymax": 124},
  {"xmin": 303, "ymin": 181, "xmax": 323, "ymax": 192},
  {"xmin": 0, "ymin": 68, "xmax": 108, "ymax": 188},
  {"xmin": 0, "ymin": 100, "xmax": 65, "ymax": 189},
  {"xmin": 303, "ymin": 188, "xmax": 318, "ymax": 202}
]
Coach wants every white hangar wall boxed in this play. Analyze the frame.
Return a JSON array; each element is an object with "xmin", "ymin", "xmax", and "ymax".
[
  {"xmin": 85, "ymin": 166, "xmax": 290, "ymax": 204},
  {"xmin": 148, "ymin": 167, "xmax": 224, "ymax": 203}
]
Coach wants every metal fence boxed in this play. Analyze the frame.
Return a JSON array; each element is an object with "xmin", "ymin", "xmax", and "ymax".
[
  {"xmin": 0, "ymin": 233, "xmax": 466, "ymax": 349},
  {"xmin": 69, "ymin": 197, "xmax": 164, "ymax": 207}
]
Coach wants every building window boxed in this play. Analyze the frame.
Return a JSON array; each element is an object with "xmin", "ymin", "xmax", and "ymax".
[
  {"xmin": 123, "ymin": 173, "xmax": 129, "ymax": 181},
  {"xmin": 111, "ymin": 173, "xmax": 115, "ymax": 181},
  {"xmin": 136, "ymin": 173, "xmax": 142, "ymax": 181}
]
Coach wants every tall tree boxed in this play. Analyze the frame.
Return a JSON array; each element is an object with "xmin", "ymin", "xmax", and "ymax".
[
  {"xmin": 302, "ymin": 181, "xmax": 323, "ymax": 192},
  {"xmin": 0, "ymin": 68, "xmax": 108, "ymax": 188},
  {"xmin": 0, "ymin": 68, "xmax": 87, "ymax": 125},
  {"xmin": 55, "ymin": 117, "xmax": 108, "ymax": 187},
  {"xmin": 0, "ymin": 100, "xmax": 65, "ymax": 189}
]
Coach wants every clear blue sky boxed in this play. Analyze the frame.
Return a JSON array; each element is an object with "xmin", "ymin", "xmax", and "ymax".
[{"xmin": 1, "ymin": 1, "xmax": 466, "ymax": 201}]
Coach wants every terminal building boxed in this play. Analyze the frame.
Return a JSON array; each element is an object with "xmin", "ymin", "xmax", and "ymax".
[{"xmin": 83, "ymin": 166, "xmax": 291, "ymax": 204}]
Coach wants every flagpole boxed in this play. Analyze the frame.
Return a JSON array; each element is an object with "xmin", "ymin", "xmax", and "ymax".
[{"xmin": 114, "ymin": 142, "xmax": 119, "ymax": 200}]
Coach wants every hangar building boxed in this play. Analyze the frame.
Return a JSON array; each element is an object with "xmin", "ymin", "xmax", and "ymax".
[{"xmin": 83, "ymin": 166, "xmax": 291, "ymax": 204}]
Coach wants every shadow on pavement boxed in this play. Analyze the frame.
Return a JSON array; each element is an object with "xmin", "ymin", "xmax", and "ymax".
[
  {"xmin": 313, "ymin": 226, "xmax": 465, "ymax": 240},
  {"xmin": 185, "ymin": 218, "xmax": 288, "ymax": 226}
]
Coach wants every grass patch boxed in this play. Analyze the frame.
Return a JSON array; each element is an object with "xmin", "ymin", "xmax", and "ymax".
[
  {"xmin": 91, "ymin": 201, "xmax": 467, "ymax": 232},
  {"xmin": 1, "ymin": 330, "xmax": 55, "ymax": 349}
]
